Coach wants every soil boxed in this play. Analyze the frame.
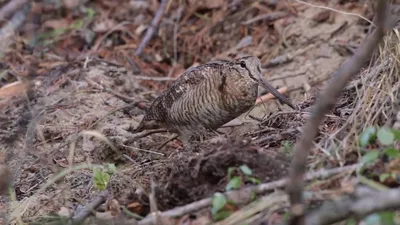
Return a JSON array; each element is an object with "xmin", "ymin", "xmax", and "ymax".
[{"xmin": 0, "ymin": 0, "xmax": 377, "ymax": 224}]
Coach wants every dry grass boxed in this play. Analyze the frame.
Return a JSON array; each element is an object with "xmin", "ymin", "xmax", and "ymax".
[
  {"xmin": 310, "ymin": 27, "xmax": 400, "ymax": 167},
  {"xmin": 210, "ymin": 27, "xmax": 400, "ymax": 225}
]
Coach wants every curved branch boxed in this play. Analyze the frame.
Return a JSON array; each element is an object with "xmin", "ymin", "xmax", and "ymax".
[{"xmin": 285, "ymin": 1, "xmax": 393, "ymax": 225}]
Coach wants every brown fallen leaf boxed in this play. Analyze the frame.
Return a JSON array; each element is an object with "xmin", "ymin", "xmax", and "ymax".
[
  {"xmin": 127, "ymin": 201, "xmax": 146, "ymax": 215},
  {"xmin": 42, "ymin": 19, "xmax": 70, "ymax": 30},
  {"xmin": 311, "ymin": 9, "xmax": 331, "ymax": 23},
  {"xmin": 63, "ymin": 0, "xmax": 80, "ymax": 9},
  {"xmin": 0, "ymin": 80, "xmax": 30, "ymax": 99}
]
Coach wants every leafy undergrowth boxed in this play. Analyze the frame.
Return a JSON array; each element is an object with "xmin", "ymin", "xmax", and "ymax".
[{"xmin": 1, "ymin": 0, "xmax": 400, "ymax": 225}]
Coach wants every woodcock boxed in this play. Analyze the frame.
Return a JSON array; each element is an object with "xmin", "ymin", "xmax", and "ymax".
[{"xmin": 134, "ymin": 56, "xmax": 295, "ymax": 145}]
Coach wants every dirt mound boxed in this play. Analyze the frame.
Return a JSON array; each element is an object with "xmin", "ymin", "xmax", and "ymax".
[
  {"xmin": 0, "ymin": 0, "xmax": 384, "ymax": 223},
  {"xmin": 152, "ymin": 137, "xmax": 290, "ymax": 210}
]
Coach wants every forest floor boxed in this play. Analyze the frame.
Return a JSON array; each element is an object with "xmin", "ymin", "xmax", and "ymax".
[{"xmin": 0, "ymin": 0, "xmax": 399, "ymax": 224}]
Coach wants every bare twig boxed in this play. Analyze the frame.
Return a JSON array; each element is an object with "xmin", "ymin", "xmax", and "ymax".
[
  {"xmin": 124, "ymin": 129, "xmax": 169, "ymax": 144},
  {"xmin": 293, "ymin": 0, "xmax": 374, "ymax": 25},
  {"xmin": 91, "ymin": 21, "xmax": 130, "ymax": 52},
  {"xmin": 135, "ymin": 0, "xmax": 169, "ymax": 56},
  {"xmin": 305, "ymin": 188, "xmax": 400, "ymax": 225},
  {"xmin": 89, "ymin": 101, "xmax": 148, "ymax": 129},
  {"xmin": 68, "ymin": 190, "xmax": 109, "ymax": 225},
  {"xmin": 138, "ymin": 164, "xmax": 359, "ymax": 225},
  {"xmin": 133, "ymin": 75, "xmax": 176, "ymax": 81},
  {"xmin": 0, "ymin": 3, "xmax": 30, "ymax": 52},
  {"xmin": 121, "ymin": 144, "xmax": 165, "ymax": 156},
  {"xmin": 172, "ymin": 6, "xmax": 184, "ymax": 65},
  {"xmin": 241, "ymin": 11, "xmax": 288, "ymax": 25},
  {"xmin": 0, "ymin": 0, "xmax": 28, "ymax": 21},
  {"xmin": 0, "ymin": 164, "xmax": 11, "ymax": 195},
  {"xmin": 285, "ymin": 1, "xmax": 393, "ymax": 225},
  {"xmin": 157, "ymin": 133, "xmax": 179, "ymax": 150}
]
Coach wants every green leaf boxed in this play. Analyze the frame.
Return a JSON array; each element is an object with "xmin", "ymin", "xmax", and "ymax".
[
  {"xmin": 247, "ymin": 176, "xmax": 262, "ymax": 184},
  {"xmin": 84, "ymin": 7, "xmax": 96, "ymax": 19},
  {"xmin": 384, "ymin": 148, "xmax": 400, "ymax": 159},
  {"xmin": 282, "ymin": 141, "xmax": 292, "ymax": 153},
  {"xmin": 227, "ymin": 167, "xmax": 235, "ymax": 180},
  {"xmin": 365, "ymin": 212, "xmax": 396, "ymax": 225},
  {"xmin": 70, "ymin": 19, "xmax": 83, "ymax": 29},
  {"xmin": 379, "ymin": 173, "xmax": 391, "ymax": 182},
  {"xmin": 364, "ymin": 213, "xmax": 381, "ymax": 225},
  {"xmin": 359, "ymin": 126, "xmax": 377, "ymax": 147},
  {"xmin": 93, "ymin": 168, "xmax": 110, "ymax": 191},
  {"xmin": 282, "ymin": 211, "xmax": 291, "ymax": 222},
  {"xmin": 225, "ymin": 176, "xmax": 242, "ymax": 191},
  {"xmin": 377, "ymin": 127, "xmax": 395, "ymax": 146},
  {"xmin": 107, "ymin": 163, "xmax": 117, "ymax": 174},
  {"xmin": 250, "ymin": 191, "xmax": 256, "ymax": 201},
  {"xmin": 345, "ymin": 218, "xmax": 357, "ymax": 225},
  {"xmin": 391, "ymin": 129, "xmax": 400, "ymax": 140},
  {"xmin": 239, "ymin": 165, "xmax": 252, "ymax": 176},
  {"xmin": 211, "ymin": 192, "xmax": 227, "ymax": 213},
  {"xmin": 212, "ymin": 210, "xmax": 232, "ymax": 221},
  {"xmin": 361, "ymin": 150, "xmax": 379, "ymax": 165},
  {"xmin": 379, "ymin": 211, "xmax": 396, "ymax": 225}
]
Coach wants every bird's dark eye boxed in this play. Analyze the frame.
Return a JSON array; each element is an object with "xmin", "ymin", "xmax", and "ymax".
[{"xmin": 239, "ymin": 61, "xmax": 246, "ymax": 68}]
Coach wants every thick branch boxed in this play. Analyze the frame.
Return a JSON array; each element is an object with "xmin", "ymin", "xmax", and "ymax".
[
  {"xmin": 305, "ymin": 188, "xmax": 400, "ymax": 225},
  {"xmin": 68, "ymin": 190, "xmax": 109, "ymax": 225},
  {"xmin": 0, "ymin": 0, "xmax": 28, "ymax": 21},
  {"xmin": 285, "ymin": 1, "xmax": 392, "ymax": 225}
]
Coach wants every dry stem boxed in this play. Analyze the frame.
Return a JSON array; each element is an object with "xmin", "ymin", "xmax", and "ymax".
[{"xmin": 285, "ymin": 1, "xmax": 393, "ymax": 225}]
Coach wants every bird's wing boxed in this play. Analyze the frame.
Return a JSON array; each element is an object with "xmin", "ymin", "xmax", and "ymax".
[
  {"xmin": 141, "ymin": 62, "xmax": 226, "ymax": 125},
  {"xmin": 158, "ymin": 63, "xmax": 223, "ymax": 109}
]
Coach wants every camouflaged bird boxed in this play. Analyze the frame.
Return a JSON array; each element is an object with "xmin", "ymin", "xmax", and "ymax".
[{"xmin": 134, "ymin": 56, "xmax": 295, "ymax": 145}]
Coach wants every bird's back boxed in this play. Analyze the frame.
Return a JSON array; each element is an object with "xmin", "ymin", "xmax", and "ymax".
[{"xmin": 136, "ymin": 58, "xmax": 259, "ymax": 136}]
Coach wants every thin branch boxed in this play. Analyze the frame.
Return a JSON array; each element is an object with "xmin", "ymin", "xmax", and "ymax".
[
  {"xmin": 305, "ymin": 188, "xmax": 400, "ymax": 225},
  {"xmin": 123, "ymin": 129, "xmax": 169, "ymax": 144},
  {"xmin": 241, "ymin": 11, "xmax": 288, "ymax": 25},
  {"xmin": 0, "ymin": 0, "xmax": 28, "ymax": 21},
  {"xmin": 68, "ymin": 190, "xmax": 109, "ymax": 225},
  {"xmin": 0, "ymin": 164, "xmax": 11, "ymax": 195},
  {"xmin": 135, "ymin": 0, "xmax": 169, "ymax": 56},
  {"xmin": 285, "ymin": 1, "xmax": 392, "ymax": 225},
  {"xmin": 133, "ymin": 75, "xmax": 176, "ymax": 81},
  {"xmin": 293, "ymin": 0, "xmax": 374, "ymax": 26},
  {"xmin": 0, "ymin": 3, "xmax": 30, "ymax": 40}
]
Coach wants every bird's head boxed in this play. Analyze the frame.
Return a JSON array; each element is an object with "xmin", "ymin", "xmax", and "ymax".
[{"xmin": 233, "ymin": 56, "xmax": 296, "ymax": 109}]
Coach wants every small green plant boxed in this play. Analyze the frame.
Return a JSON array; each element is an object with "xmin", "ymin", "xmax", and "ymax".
[
  {"xmin": 210, "ymin": 164, "xmax": 262, "ymax": 221},
  {"xmin": 359, "ymin": 126, "xmax": 377, "ymax": 147},
  {"xmin": 363, "ymin": 211, "xmax": 397, "ymax": 225},
  {"xmin": 226, "ymin": 164, "xmax": 261, "ymax": 191},
  {"xmin": 280, "ymin": 141, "xmax": 293, "ymax": 155},
  {"xmin": 211, "ymin": 192, "xmax": 232, "ymax": 221},
  {"xmin": 93, "ymin": 163, "xmax": 116, "ymax": 191},
  {"xmin": 358, "ymin": 126, "xmax": 400, "ymax": 176}
]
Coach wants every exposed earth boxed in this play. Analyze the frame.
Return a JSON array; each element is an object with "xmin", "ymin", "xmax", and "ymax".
[{"xmin": 1, "ymin": 0, "xmax": 397, "ymax": 224}]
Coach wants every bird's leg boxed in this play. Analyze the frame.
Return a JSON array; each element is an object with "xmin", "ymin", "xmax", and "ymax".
[
  {"xmin": 157, "ymin": 133, "xmax": 179, "ymax": 150},
  {"xmin": 123, "ymin": 128, "xmax": 168, "ymax": 145},
  {"xmin": 178, "ymin": 133, "xmax": 192, "ymax": 147}
]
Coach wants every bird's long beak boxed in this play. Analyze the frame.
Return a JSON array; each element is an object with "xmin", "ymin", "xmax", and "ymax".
[{"xmin": 257, "ymin": 77, "xmax": 296, "ymax": 109}]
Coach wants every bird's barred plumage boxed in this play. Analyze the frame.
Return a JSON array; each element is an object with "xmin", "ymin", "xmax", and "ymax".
[{"xmin": 135, "ymin": 56, "xmax": 294, "ymax": 143}]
